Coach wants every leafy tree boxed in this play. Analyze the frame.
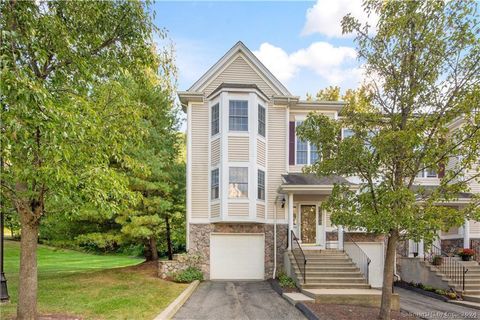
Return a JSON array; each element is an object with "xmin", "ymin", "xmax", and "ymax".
[
  {"xmin": 297, "ymin": 1, "xmax": 480, "ymax": 319},
  {"xmin": 0, "ymin": 1, "xmax": 168, "ymax": 318},
  {"xmin": 306, "ymin": 85, "xmax": 341, "ymax": 102}
]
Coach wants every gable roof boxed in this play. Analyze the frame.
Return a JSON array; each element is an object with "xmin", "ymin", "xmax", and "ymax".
[{"xmin": 188, "ymin": 41, "xmax": 291, "ymax": 97}]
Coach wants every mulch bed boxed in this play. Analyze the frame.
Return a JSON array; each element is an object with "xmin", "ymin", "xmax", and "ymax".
[{"xmin": 304, "ymin": 302, "xmax": 419, "ymax": 320}]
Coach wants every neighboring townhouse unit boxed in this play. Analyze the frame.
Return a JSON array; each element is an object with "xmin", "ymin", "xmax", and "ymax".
[{"xmin": 178, "ymin": 41, "xmax": 479, "ymax": 291}]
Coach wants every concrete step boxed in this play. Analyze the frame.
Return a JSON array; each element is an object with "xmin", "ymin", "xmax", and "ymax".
[
  {"xmin": 293, "ymin": 264, "xmax": 359, "ymax": 270},
  {"xmin": 464, "ymin": 295, "xmax": 480, "ymax": 303},
  {"xmin": 296, "ymin": 277, "xmax": 367, "ymax": 284},
  {"xmin": 282, "ymin": 292, "xmax": 315, "ymax": 306},
  {"xmin": 463, "ymin": 290, "xmax": 480, "ymax": 295},
  {"xmin": 295, "ymin": 272, "xmax": 363, "ymax": 278},
  {"xmin": 301, "ymin": 283, "xmax": 371, "ymax": 289},
  {"xmin": 300, "ymin": 288, "xmax": 400, "ymax": 311},
  {"xmin": 449, "ymin": 300, "xmax": 480, "ymax": 310}
]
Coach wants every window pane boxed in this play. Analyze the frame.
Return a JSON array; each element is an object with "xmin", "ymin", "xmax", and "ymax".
[
  {"xmin": 426, "ymin": 168, "xmax": 437, "ymax": 177},
  {"xmin": 310, "ymin": 145, "xmax": 319, "ymax": 164},
  {"xmin": 257, "ymin": 170, "xmax": 265, "ymax": 200},
  {"xmin": 211, "ymin": 169, "xmax": 219, "ymax": 199},
  {"xmin": 229, "ymin": 100, "xmax": 248, "ymax": 131},
  {"xmin": 258, "ymin": 105, "xmax": 266, "ymax": 137},
  {"xmin": 297, "ymin": 138, "xmax": 308, "ymax": 164},
  {"xmin": 211, "ymin": 104, "xmax": 219, "ymax": 136},
  {"xmin": 342, "ymin": 128, "xmax": 354, "ymax": 139},
  {"xmin": 229, "ymin": 167, "xmax": 248, "ymax": 198}
]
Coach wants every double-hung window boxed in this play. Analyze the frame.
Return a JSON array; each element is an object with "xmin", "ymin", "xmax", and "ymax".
[
  {"xmin": 258, "ymin": 104, "xmax": 266, "ymax": 137},
  {"xmin": 342, "ymin": 128, "xmax": 354, "ymax": 139},
  {"xmin": 257, "ymin": 170, "xmax": 265, "ymax": 200},
  {"xmin": 229, "ymin": 167, "xmax": 248, "ymax": 198},
  {"xmin": 416, "ymin": 167, "xmax": 437, "ymax": 178},
  {"xmin": 211, "ymin": 103, "xmax": 219, "ymax": 136},
  {"xmin": 211, "ymin": 169, "xmax": 219, "ymax": 200},
  {"xmin": 229, "ymin": 100, "xmax": 248, "ymax": 131},
  {"xmin": 296, "ymin": 121, "xmax": 319, "ymax": 165}
]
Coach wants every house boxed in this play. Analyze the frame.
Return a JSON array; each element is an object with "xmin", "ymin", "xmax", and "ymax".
[{"xmin": 178, "ymin": 41, "xmax": 479, "ymax": 290}]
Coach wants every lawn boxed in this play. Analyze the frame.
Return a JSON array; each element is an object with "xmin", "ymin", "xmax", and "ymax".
[{"xmin": 0, "ymin": 240, "xmax": 188, "ymax": 319}]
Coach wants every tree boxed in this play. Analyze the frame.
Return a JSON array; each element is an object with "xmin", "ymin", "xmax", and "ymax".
[
  {"xmin": 306, "ymin": 86, "xmax": 341, "ymax": 102},
  {"xmin": 116, "ymin": 73, "xmax": 182, "ymax": 261},
  {"xmin": 0, "ymin": 1, "xmax": 167, "ymax": 318},
  {"xmin": 297, "ymin": 1, "xmax": 480, "ymax": 319}
]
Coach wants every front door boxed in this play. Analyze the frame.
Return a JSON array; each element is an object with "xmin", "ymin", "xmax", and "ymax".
[{"xmin": 300, "ymin": 205, "xmax": 316, "ymax": 244}]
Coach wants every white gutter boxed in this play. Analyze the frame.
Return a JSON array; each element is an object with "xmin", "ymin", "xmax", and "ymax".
[{"xmin": 273, "ymin": 194, "xmax": 282, "ymax": 279}]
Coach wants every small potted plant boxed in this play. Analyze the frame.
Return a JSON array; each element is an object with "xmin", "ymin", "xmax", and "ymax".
[
  {"xmin": 432, "ymin": 255, "xmax": 443, "ymax": 266},
  {"xmin": 457, "ymin": 248, "xmax": 475, "ymax": 261}
]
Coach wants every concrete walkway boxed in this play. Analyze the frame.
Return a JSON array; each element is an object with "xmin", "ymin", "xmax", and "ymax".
[
  {"xmin": 173, "ymin": 281, "xmax": 306, "ymax": 320},
  {"xmin": 396, "ymin": 287, "xmax": 479, "ymax": 319}
]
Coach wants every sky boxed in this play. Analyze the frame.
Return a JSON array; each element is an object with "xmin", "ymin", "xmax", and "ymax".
[{"xmin": 153, "ymin": 0, "xmax": 378, "ymax": 98}]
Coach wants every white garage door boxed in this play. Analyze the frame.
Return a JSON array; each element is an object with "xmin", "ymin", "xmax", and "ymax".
[{"xmin": 210, "ymin": 233, "xmax": 265, "ymax": 280}]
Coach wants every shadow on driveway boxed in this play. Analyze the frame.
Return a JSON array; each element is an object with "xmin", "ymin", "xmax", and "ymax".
[{"xmin": 174, "ymin": 281, "xmax": 306, "ymax": 320}]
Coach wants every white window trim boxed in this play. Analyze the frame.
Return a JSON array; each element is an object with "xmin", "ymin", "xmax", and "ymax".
[{"xmin": 295, "ymin": 120, "xmax": 318, "ymax": 165}]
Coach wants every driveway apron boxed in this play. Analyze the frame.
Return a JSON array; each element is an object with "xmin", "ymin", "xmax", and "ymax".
[{"xmin": 173, "ymin": 281, "xmax": 306, "ymax": 320}]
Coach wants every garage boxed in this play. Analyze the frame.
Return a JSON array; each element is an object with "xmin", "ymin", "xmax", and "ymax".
[{"xmin": 210, "ymin": 233, "xmax": 265, "ymax": 280}]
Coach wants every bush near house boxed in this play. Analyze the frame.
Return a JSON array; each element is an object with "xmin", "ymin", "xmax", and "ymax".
[
  {"xmin": 172, "ymin": 267, "xmax": 204, "ymax": 283},
  {"xmin": 278, "ymin": 272, "xmax": 296, "ymax": 288}
]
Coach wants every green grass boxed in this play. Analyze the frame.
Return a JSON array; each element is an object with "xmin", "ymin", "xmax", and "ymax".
[{"xmin": 0, "ymin": 241, "xmax": 188, "ymax": 319}]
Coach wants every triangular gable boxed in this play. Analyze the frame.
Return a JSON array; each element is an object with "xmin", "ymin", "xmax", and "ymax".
[{"xmin": 189, "ymin": 41, "xmax": 291, "ymax": 97}]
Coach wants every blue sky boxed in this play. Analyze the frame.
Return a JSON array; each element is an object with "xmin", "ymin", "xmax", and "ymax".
[{"xmin": 154, "ymin": 1, "xmax": 376, "ymax": 98}]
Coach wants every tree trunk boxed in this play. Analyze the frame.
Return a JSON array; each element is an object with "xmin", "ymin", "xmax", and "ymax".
[
  {"xmin": 379, "ymin": 230, "xmax": 399, "ymax": 320},
  {"xmin": 17, "ymin": 208, "xmax": 40, "ymax": 320},
  {"xmin": 149, "ymin": 237, "xmax": 158, "ymax": 261},
  {"xmin": 165, "ymin": 216, "xmax": 173, "ymax": 260}
]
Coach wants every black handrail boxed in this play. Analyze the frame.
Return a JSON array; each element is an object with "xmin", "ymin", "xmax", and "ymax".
[
  {"xmin": 424, "ymin": 243, "xmax": 468, "ymax": 291},
  {"xmin": 343, "ymin": 232, "xmax": 371, "ymax": 283},
  {"xmin": 291, "ymin": 230, "xmax": 307, "ymax": 284}
]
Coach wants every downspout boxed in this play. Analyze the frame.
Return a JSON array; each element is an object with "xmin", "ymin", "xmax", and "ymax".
[{"xmin": 273, "ymin": 195, "xmax": 279, "ymax": 279}]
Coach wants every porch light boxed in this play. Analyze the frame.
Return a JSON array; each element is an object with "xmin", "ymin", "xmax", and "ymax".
[{"xmin": 281, "ymin": 197, "xmax": 286, "ymax": 208}]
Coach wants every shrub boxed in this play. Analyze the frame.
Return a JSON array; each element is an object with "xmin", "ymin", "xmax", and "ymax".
[
  {"xmin": 173, "ymin": 267, "xmax": 203, "ymax": 283},
  {"xmin": 278, "ymin": 272, "xmax": 296, "ymax": 288},
  {"xmin": 447, "ymin": 292, "xmax": 457, "ymax": 300}
]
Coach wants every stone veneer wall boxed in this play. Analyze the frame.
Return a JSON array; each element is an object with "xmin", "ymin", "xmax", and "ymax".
[{"xmin": 188, "ymin": 223, "xmax": 288, "ymax": 279}]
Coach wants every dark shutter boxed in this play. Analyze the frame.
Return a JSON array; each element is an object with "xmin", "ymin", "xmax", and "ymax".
[
  {"xmin": 289, "ymin": 121, "xmax": 295, "ymax": 165},
  {"xmin": 438, "ymin": 163, "xmax": 445, "ymax": 178}
]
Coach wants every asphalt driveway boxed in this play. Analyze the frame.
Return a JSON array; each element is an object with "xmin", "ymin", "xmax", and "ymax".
[
  {"xmin": 396, "ymin": 287, "xmax": 479, "ymax": 319},
  {"xmin": 173, "ymin": 281, "xmax": 306, "ymax": 320}
]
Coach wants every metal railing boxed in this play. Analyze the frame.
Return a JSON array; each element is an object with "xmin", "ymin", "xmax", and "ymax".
[
  {"xmin": 424, "ymin": 243, "xmax": 468, "ymax": 291},
  {"xmin": 291, "ymin": 230, "xmax": 307, "ymax": 284},
  {"xmin": 343, "ymin": 232, "xmax": 371, "ymax": 283}
]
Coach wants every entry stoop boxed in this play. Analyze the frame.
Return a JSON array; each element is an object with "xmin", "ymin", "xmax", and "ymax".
[{"xmin": 301, "ymin": 288, "xmax": 400, "ymax": 311}]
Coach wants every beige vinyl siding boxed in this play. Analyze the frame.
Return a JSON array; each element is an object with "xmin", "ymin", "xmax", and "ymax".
[
  {"xmin": 211, "ymin": 138, "xmax": 221, "ymax": 165},
  {"xmin": 470, "ymin": 220, "xmax": 480, "ymax": 235},
  {"xmin": 442, "ymin": 227, "xmax": 459, "ymax": 236},
  {"xmin": 204, "ymin": 54, "xmax": 276, "ymax": 97},
  {"xmin": 191, "ymin": 104, "xmax": 209, "ymax": 218},
  {"xmin": 267, "ymin": 105, "xmax": 287, "ymax": 219},
  {"xmin": 257, "ymin": 139, "xmax": 266, "ymax": 167},
  {"xmin": 228, "ymin": 202, "xmax": 249, "ymax": 217},
  {"xmin": 256, "ymin": 203, "xmax": 265, "ymax": 219},
  {"xmin": 210, "ymin": 203, "xmax": 220, "ymax": 218},
  {"xmin": 228, "ymin": 136, "xmax": 249, "ymax": 162}
]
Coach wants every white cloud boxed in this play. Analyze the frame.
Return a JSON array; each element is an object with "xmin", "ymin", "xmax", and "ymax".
[
  {"xmin": 253, "ymin": 43, "xmax": 298, "ymax": 82},
  {"xmin": 301, "ymin": 0, "xmax": 378, "ymax": 38},
  {"xmin": 253, "ymin": 42, "xmax": 360, "ymax": 87}
]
